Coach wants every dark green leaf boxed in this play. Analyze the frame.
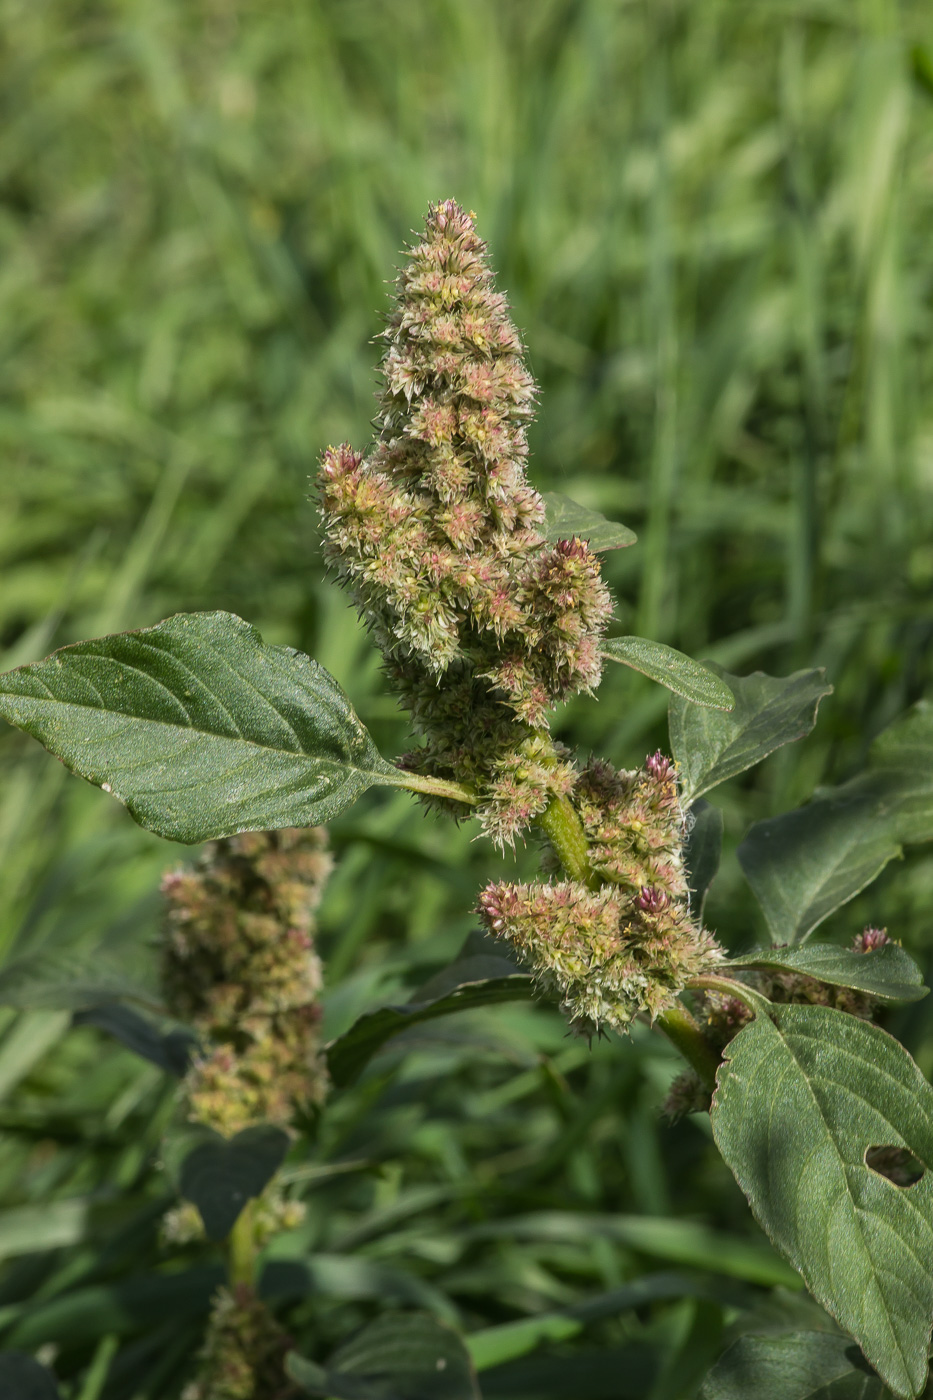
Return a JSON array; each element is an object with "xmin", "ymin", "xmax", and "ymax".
[
  {"xmin": 737, "ymin": 772, "xmax": 903, "ymax": 944},
  {"xmin": 711, "ymin": 1004, "xmax": 933, "ymax": 1398},
  {"xmin": 868, "ymin": 701, "xmax": 933, "ymax": 845},
  {"xmin": 73, "ymin": 1005, "xmax": 196, "ymax": 1075},
  {"xmin": 0, "ymin": 610, "xmax": 401, "ymax": 843},
  {"xmin": 669, "ymin": 667, "xmax": 832, "ymax": 802},
  {"xmin": 699, "ymin": 1331, "xmax": 892, "ymax": 1400},
  {"xmin": 0, "ymin": 1353, "xmax": 61, "ymax": 1400},
  {"xmin": 287, "ymin": 1313, "xmax": 481, "ymax": 1400},
  {"xmin": 729, "ymin": 943, "xmax": 927, "ymax": 1004},
  {"xmin": 685, "ymin": 801, "xmax": 724, "ymax": 921},
  {"xmin": 0, "ymin": 951, "xmax": 160, "ymax": 1013},
  {"xmin": 602, "ymin": 638, "xmax": 735, "ymax": 710},
  {"xmin": 540, "ymin": 492, "xmax": 637, "ymax": 550},
  {"xmin": 327, "ymin": 970, "xmax": 534, "ymax": 1090},
  {"xmin": 170, "ymin": 1124, "xmax": 289, "ymax": 1241}
]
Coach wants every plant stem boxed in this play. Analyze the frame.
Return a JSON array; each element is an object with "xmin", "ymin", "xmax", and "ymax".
[
  {"xmin": 536, "ymin": 793, "xmax": 601, "ymax": 891},
  {"xmin": 392, "ymin": 771, "xmax": 479, "ymax": 806},
  {"xmin": 228, "ymin": 1200, "xmax": 257, "ymax": 1289},
  {"xmin": 655, "ymin": 1003, "xmax": 720, "ymax": 1091}
]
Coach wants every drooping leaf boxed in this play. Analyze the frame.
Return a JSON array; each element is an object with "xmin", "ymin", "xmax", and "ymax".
[
  {"xmin": 73, "ymin": 1004, "xmax": 196, "ymax": 1076},
  {"xmin": 699, "ymin": 1331, "xmax": 892, "ymax": 1400},
  {"xmin": 602, "ymin": 638, "xmax": 735, "ymax": 710},
  {"xmin": 669, "ymin": 667, "xmax": 832, "ymax": 802},
  {"xmin": 0, "ymin": 1353, "xmax": 62, "ymax": 1400},
  {"xmin": 0, "ymin": 611, "xmax": 403, "ymax": 843},
  {"xmin": 287, "ymin": 1313, "xmax": 481, "ymax": 1400},
  {"xmin": 728, "ymin": 943, "xmax": 927, "ymax": 1004},
  {"xmin": 684, "ymin": 800, "xmax": 724, "ymax": 920},
  {"xmin": 169, "ymin": 1124, "xmax": 290, "ymax": 1241},
  {"xmin": 327, "ymin": 968, "xmax": 534, "ymax": 1089},
  {"xmin": 540, "ymin": 492, "xmax": 636, "ymax": 551},
  {"xmin": 0, "ymin": 951, "xmax": 161, "ymax": 1013},
  {"xmin": 711, "ymin": 1004, "xmax": 933, "ymax": 1398},
  {"xmin": 737, "ymin": 704, "xmax": 933, "ymax": 944}
]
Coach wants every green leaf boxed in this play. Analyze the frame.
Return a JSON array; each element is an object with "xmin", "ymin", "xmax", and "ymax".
[
  {"xmin": 737, "ymin": 773, "xmax": 904, "ymax": 944},
  {"xmin": 326, "ymin": 967, "xmax": 534, "ymax": 1090},
  {"xmin": 602, "ymin": 638, "xmax": 735, "ymax": 710},
  {"xmin": 540, "ymin": 492, "xmax": 637, "ymax": 551},
  {"xmin": 684, "ymin": 800, "xmax": 724, "ymax": 921},
  {"xmin": 699, "ymin": 1331, "xmax": 893, "ymax": 1400},
  {"xmin": 0, "ymin": 1354, "xmax": 61, "ymax": 1400},
  {"xmin": 73, "ymin": 1005, "xmax": 196, "ymax": 1076},
  {"xmin": 286, "ymin": 1313, "xmax": 481, "ymax": 1400},
  {"xmin": 170, "ymin": 1124, "xmax": 290, "ymax": 1241},
  {"xmin": 669, "ymin": 666, "xmax": 833, "ymax": 802},
  {"xmin": 737, "ymin": 704, "xmax": 933, "ymax": 943},
  {"xmin": 0, "ymin": 951, "xmax": 161, "ymax": 1013},
  {"xmin": 728, "ymin": 943, "xmax": 928, "ymax": 1005},
  {"xmin": 711, "ymin": 1004, "xmax": 933, "ymax": 1398},
  {"xmin": 0, "ymin": 610, "xmax": 402, "ymax": 843}
]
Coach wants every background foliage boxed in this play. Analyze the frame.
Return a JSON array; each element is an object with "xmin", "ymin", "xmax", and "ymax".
[{"xmin": 1, "ymin": 0, "xmax": 932, "ymax": 1395}]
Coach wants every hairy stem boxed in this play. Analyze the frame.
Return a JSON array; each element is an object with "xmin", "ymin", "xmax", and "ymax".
[
  {"xmin": 536, "ymin": 793, "xmax": 602, "ymax": 891},
  {"xmin": 655, "ymin": 1003, "xmax": 720, "ymax": 1091},
  {"xmin": 392, "ymin": 771, "xmax": 479, "ymax": 806},
  {"xmin": 228, "ymin": 1200, "xmax": 258, "ymax": 1288}
]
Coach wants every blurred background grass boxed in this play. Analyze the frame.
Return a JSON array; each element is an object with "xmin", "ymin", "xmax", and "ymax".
[{"xmin": 0, "ymin": 1, "xmax": 932, "ymax": 1395}]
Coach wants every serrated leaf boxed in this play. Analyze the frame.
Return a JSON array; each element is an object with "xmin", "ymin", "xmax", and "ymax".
[
  {"xmin": 327, "ymin": 969, "xmax": 534, "ymax": 1089},
  {"xmin": 729, "ymin": 943, "xmax": 927, "ymax": 1004},
  {"xmin": 711, "ymin": 1005, "xmax": 933, "ymax": 1398},
  {"xmin": 0, "ymin": 1353, "xmax": 62, "ymax": 1400},
  {"xmin": 737, "ymin": 772, "xmax": 904, "ymax": 944},
  {"xmin": 602, "ymin": 637, "xmax": 735, "ymax": 710},
  {"xmin": 540, "ymin": 492, "xmax": 636, "ymax": 550},
  {"xmin": 669, "ymin": 667, "xmax": 833, "ymax": 802},
  {"xmin": 0, "ymin": 610, "xmax": 401, "ymax": 843},
  {"xmin": 287, "ymin": 1312, "xmax": 481, "ymax": 1400},
  {"xmin": 169, "ymin": 1124, "xmax": 289, "ymax": 1240},
  {"xmin": 685, "ymin": 800, "xmax": 724, "ymax": 920},
  {"xmin": 73, "ymin": 1004, "xmax": 196, "ymax": 1075},
  {"xmin": 699, "ymin": 1331, "xmax": 893, "ymax": 1400}
]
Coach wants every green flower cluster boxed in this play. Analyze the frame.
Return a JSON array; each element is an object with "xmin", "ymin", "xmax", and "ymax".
[
  {"xmin": 480, "ymin": 753, "xmax": 723, "ymax": 1034},
  {"xmin": 161, "ymin": 827, "xmax": 332, "ymax": 1136},
  {"xmin": 318, "ymin": 199, "xmax": 611, "ymax": 846},
  {"xmin": 181, "ymin": 1284, "xmax": 295, "ymax": 1400}
]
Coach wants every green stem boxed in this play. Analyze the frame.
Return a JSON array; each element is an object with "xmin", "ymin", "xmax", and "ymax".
[
  {"xmin": 655, "ymin": 1004, "xmax": 720, "ymax": 1092},
  {"xmin": 392, "ymin": 771, "xmax": 479, "ymax": 806},
  {"xmin": 228, "ymin": 1200, "xmax": 258, "ymax": 1289},
  {"xmin": 536, "ymin": 793, "xmax": 601, "ymax": 891}
]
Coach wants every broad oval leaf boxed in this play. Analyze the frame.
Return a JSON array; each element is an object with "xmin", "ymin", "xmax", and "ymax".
[
  {"xmin": 699, "ymin": 1331, "xmax": 893, "ymax": 1400},
  {"xmin": 540, "ymin": 492, "xmax": 636, "ymax": 551},
  {"xmin": 287, "ymin": 1312, "xmax": 481, "ymax": 1400},
  {"xmin": 0, "ymin": 611, "xmax": 400, "ymax": 843},
  {"xmin": 711, "ymin": 1004, "xmax": 933, "ymax": 1398},
  {"xmin": 602, "ymin": 638, "xmax": 735, "ymax": 710},
  {"xmin": 669, "ymin": 666, "xmax": 832, "ymax": 802},
  {"xmin": 729, "ymin": 943, "xmax": 927, "ymax": 1005},
  {"xmin": 327, "ymin": 967, "xmax": 534, "ymax": 1089},
  {"xmin": 737, "ymin": 773, "xmax": 903, "ymax": 944},
  {"xmin": 169, "ymin": 1123, "xmax": 290, "ymax": 1241}
]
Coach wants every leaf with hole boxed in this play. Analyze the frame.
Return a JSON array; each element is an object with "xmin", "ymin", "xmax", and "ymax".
[
  {"xmin": 602, "ymin": 638, "xmax": 735, "ymax": 710},
  {"xmin": 0, "ymin": 610, "xmax": 404, "ymax": 843},
  {"xmin": 728, "ymin": 942, "xmax": 927, "ymax": 1005},
  {"xmin": 286, "ymin": 1312, "xmax": 481, "ymax": 1399},
  {"xmin": 327, "ymin": 966, "xmax": 534, "ymax": 1089},
  {"xmin": 540, "ymin": 492, "xmax": 636, "ymax": 550},
  {"xmin": 168, "ymin": 1124, "xmax": 290, "ymax": 1241},
  {"xmin": 711, "ymin": 1004, "xmax": 933, "ymax": 1398},
  {"xmin": 698, "ymin": 1330, "xmax": 893, "ymax": 1399},
  {"xmin": 669, "ymin": 667, "xmax": 832, "ymax": 802}
]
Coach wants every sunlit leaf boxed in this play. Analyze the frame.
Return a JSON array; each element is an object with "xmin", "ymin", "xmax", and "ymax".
[
  {"xmin": 728, "ymin": 942, "xmax": 927, "ymax": 1004},
  {"xmin": 602, "ymin": 638, "xmax": 735, "ymax": 709},
  {"xmin": 711, "ymin": 1004, "xmax": 933, "ymax": 1398},
  {"xmin": 540, "ymin": 492, "xmax": 636, "ymax": 550}
]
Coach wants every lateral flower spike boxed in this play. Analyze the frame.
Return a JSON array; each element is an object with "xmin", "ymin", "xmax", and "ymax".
[{"xmin": 318, "ymin": 199, "xmax": 612, "ymax": 844}]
